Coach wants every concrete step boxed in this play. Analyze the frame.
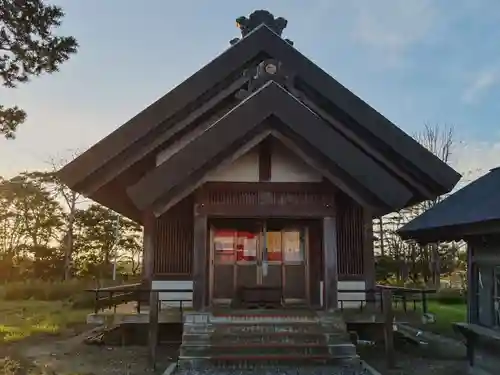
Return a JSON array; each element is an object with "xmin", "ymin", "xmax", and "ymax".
[
  {"xmin": 211, "ymin": 309, "xmax": 317, "ymax": 317},
  {"xmin": 179, "ymin": 310, "xmax": 359, "ymax": 369},
  {"xmin": 208, "ymin": 316, "xmax": 319, "ymax": 324},
  {"xmin": 178, "ymin": 354, "xmax": 362, "ymax": 369},
  {"xmin": 180, "ymin": 340, "xmax": 357, "ymax": 358},
  {"xmin": 209, "ymin": 333, "xmax": 327, "ymax": 345},
  {"xmin": 200, "ymin": 321, "xmax": 325, "ymax": 333}
]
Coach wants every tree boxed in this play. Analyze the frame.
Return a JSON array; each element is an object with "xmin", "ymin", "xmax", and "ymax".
[
  {"xmin": 0, "ymin": 0, "xmax": 78, "ymax": 138},
  {"xmin": 0, "ymin": 173, "xmax": 64, "ymax": 279},
  {"xmin": 0, "ymin": 170, "xmax": 142, "ymax": 282},
  {"xmin": 73, "ymin": 204, "xmax": 142, "ymax": 280},
  {"xmin": 0, "ymin": 175, "xmax": 24, "ymax": 279},
  {"xmin": 375, "ymin": 123, "xmax": 461, "ymax": 287},
  {"xmin": 29, "ymin": 155, "xmax": 87, "ymax": 280}
]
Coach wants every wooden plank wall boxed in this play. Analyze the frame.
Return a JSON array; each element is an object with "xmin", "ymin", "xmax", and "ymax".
[
  {"xmin": 153, "ymin": 195, "xmax": 193, "ymax": 279},
  {"xmin": 336, "ymin": 192, "xmax": 365, "ymax": 279},
  {"xmin": 152, "ymin": 187, "xmax": 366, "ymax": 282}
]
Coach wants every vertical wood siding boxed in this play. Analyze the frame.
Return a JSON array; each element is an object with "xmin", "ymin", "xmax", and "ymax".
[
  {"xmin": 152, "ymin": 185, "xmax": 366, "ymax": 281},
  {"xmin": 154, "ymin": 196, "xmax": 193, "ymax": 277},
  {"xmin": 204, "ymin": 183, "xmax": 335, "ymax": 207},
  {"xmin": 336, "ymin": 192, "xmax": 364, "ymax": 278}
]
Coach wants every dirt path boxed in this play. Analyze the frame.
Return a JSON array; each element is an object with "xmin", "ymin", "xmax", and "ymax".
[{"xmin": 3, "ymin": 327, "xmax": 174, "ymax": 375}]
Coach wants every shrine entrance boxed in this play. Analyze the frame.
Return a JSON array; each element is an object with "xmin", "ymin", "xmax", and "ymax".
[{"xmin": 209, "ymin": 218, "xmax": 309, "ymax": 307}]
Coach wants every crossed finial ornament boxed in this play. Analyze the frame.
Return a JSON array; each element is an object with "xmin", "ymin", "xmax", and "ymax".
[{"xmin": 230, "ymin": 10, "xmax": 294, "ymax": 46}]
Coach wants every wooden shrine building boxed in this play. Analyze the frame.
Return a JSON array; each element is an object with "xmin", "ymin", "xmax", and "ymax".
[{"xmin": 58, "ymin": 10, "xmax": 460, "ymax": 312}]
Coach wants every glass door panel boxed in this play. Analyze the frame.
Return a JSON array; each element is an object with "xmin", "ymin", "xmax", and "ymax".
[
  {"xmin": 283, "ymin": 230, "xmax": 305, "ymax": 263},
  {"xmin": 477, "ymin": 266, "xmax": 494, "ymax": 327},
  {"xmin": 282, "ymin": 228, "xmax": 308, "ymax": 302},
  {"xmin": 212, "ymin": 229, "xmax": 236, "ymax": 302},
  {"xmin": 236, "ymin": 230, "xmax": 259, "ymax": 291},
  {"xmin": 262, "ymin": 230, "xmax": 283, "ymax": 288},
  {"xmin": 494, "ymin": 266, "xmax": 500, "ymax": 327}
]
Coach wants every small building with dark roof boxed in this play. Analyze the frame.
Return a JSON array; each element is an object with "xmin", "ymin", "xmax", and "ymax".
[{"xmin": 399, "ymin": 167, "xmax": 500, "ymax": 329}]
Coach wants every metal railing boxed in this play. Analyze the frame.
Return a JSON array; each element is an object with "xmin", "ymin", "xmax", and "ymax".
[
  {"xmin": 337, "ymin": 285, "xmax": 436, "ymax": 314},
  {"xmin": 86, "ymin": 283, "xmax": 435, "ymax": 315},
  {"xmin": 85, "ymin": 284, "xmax": 193, "ymax": 315}
]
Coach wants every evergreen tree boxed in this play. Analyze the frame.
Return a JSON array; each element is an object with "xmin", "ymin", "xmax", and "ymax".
[{"xmin": 0, "ymin": 0, "xmax": 78, "ymax": 138}]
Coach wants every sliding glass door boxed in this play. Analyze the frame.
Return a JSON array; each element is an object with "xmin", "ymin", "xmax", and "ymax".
[{"xmin": 209, "ymin": 218, "xmax": 309, "ymax": 306}]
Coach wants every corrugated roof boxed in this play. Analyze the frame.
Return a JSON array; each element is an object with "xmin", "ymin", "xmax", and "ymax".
[{"xmin": 398, "ymin": 167, "xmax": 500, "ymax": 239}]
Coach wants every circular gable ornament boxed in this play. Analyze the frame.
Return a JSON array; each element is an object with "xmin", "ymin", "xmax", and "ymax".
[{"xmin": 265, "ymin": 63, "xmax": 277, "ymax": 75}]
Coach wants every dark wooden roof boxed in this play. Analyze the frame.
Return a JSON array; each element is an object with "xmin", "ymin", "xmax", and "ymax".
[
  {"xmin": 128, "ymin": 82, "xmax": 413, "ymax": 216},
  {"xmin": 57, "ymin": 24, "xmax": 461, "ymax": 222},
  {"xmin": 398, "ymin": 167, "xmax": 500, "ymax": 242}
]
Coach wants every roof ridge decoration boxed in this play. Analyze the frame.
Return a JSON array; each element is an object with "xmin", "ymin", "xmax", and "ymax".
[
  {"xmin": 230, "ymin": 10, "xmax": 294, "ymax": 46},
  {"xmin": 235, "ymin": 58, "xmax": 300, "ymax": 101}
]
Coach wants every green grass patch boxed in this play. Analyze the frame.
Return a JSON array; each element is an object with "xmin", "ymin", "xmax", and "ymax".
[
  {"xmin": 0, "ymin": 300, "xmax": 89, "ymax": 344},
  {"xmin": 424, "ymin": 300, "xmax": 466, "ymax": 338},
  {"xmin": 396, "ymin": 299, "xmax": 467, "ymax": 338},
  {"xmin": 0, "ymin": 279, "xmax": 104, "ymax": 302}
]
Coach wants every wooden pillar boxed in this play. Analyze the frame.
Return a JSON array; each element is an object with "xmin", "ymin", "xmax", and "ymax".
[
  {"xmin": 323, "ymin": 216, "xmax": 338, "ymax": 311},
  {"xmin": 193, "ymin": 203, "xmax": 208, "ymax": 310},
  {"xmin": 467, "ymin": 241, "xmax": 475, "ymax": 324},
  {"xmin": 382, "ymin": 289, "xmax": 395, "ymax": 368},
  {"xmin": 142, "ymin": 212, "xmax": 156, "ymax": 306},
  {"xmin": 363, "ymin": 209, "xmax": 376, "ymax": 301},
  {"xmin": 148, "ymin": 290, "xmax": 159, "ymax": 368}
]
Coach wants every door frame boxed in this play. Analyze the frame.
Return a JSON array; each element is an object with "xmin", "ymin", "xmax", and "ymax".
[
  {"xmin": 208, "ymin": 218, "xmax": 310, "ymax": 307},
  {"xmin": 281, "ymin": 226, "xmax": 310, "ymax": 305}
]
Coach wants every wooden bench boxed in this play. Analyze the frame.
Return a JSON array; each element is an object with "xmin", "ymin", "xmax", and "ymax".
[
  {"xmin": 237, "ymin": 286, "xmax": 282, "ymax": 309},
  {"xmin": 453, "ymin": 322, "xmax": 500, "ymax": 368}
]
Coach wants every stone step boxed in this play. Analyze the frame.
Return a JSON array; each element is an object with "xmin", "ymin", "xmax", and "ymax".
[
  {"xmin": 179, "ymin": 311, "xmax": 359, "ymax": 369},
  {"xmin": 208, "ymin": 317, "xmax": 319, "ymax": 324},
  {"xmin": 184, "ymin": 332, "xmax": 350, "ymax": 346},
  {"xmin": 209, "ymin": 330, "xmax": 347, "ymax": 337},
  {"xmin": 211, "ymin": 309, "xmax": 317, "ymax": 317},
  {"xmin": 184, "ymin": 337, "xmax": 351, "ymax": 348},
  {"xmin": 184, "ymin": 323, "xmax": 333, "ymax": 335},
  {"xmin": 209, "ymin": 334, "xmax": 327, "ymax": 345},
  {"xmin": 180, "ymin": 342, "xmax": 357, "ymax": 358},
  {"xmin": 178, "ymin": 354, "xmax": 362, "ymax": 369},
  {"xmin": 203, "ymin": 322, "xmax": 323, "ymax": 330}
]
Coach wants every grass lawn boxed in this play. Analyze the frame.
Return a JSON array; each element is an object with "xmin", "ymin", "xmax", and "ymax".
[
  {"xmin": 425, "ymin": 301, "xmax": 467, "ymax": 338},
  {"xmin": 0, "ymin": 300, "xmax": 89, "ymax": 344}
]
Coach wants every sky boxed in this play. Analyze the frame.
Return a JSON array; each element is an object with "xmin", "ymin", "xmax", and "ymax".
[{"xmin": 1, "ymin": 0, "xmax": 500, "ymax": 184}]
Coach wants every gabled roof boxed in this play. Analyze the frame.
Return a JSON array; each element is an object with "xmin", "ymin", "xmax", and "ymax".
[
  {"xmin": 58, "ymin": 24, "xmax": 460, "ymax": 199},
  {"xmin": 398, "ymin": 167, "xmax": 500, "ymax": 242},
  {"xmin": 127, "ymin": 82, "xmax": 413, "ymax": 216}
]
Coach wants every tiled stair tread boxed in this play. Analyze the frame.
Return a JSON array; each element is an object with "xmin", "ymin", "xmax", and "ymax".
[
  {"xmin": 204, "ymin": 329, "xmax": 348, "ymax": 337},
  {"xmin": 207, "ymin": 323, "xmax": 320, "ymax": 327},
  {"xmin": 179, "ymin": 311, "xmax": 358, "ymax": 367},
  {"xmin": 212, "ymin": 309, "xmax": 317, "ymax": 317},
  {"xmin": 183, "ymin": 343, "xmax": 331, "ymax": 348},
  {"xmin": 207, "ymin": 332, "xmax": 345, "ymax": 338},
  {"xmin": 206, "ymin": 328, "xmax": 346, "ymax": 333},
  {"xmin": 209, "ymin": 339, "xmax": 328, "ymax": 345},
  {"xmin": 206, "ymin": 323, "xmax": 324, "ymax": 328},
  {"xmin": 207, "ymin": 339, "xmax": 328, "ymax": 345},
  {"xmin": 212, "ymin": 320, "xmax": 322, "ymax": 324},
  {"xmin": 181, "ymin": 354, "xmax": 358, "ymax": 360}
]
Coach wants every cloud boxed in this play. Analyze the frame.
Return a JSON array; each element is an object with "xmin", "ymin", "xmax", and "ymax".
[
  {"xmin": 462, "ymin": 68, "xmax": 500, "ymax": 104},
  {"xmin": 350, "ymin": 0, "xmax": 437, "ymax": 64},
  {"xmin": 451, "ymin": 139, "xmax": 500, "ymax": 187}
]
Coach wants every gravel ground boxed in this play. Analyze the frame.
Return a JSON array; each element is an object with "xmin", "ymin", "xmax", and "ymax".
[{"xmin": 359, "ymin": 346, "xmax": 469, "ymax": 375}]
